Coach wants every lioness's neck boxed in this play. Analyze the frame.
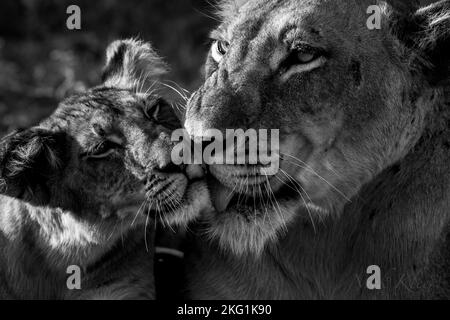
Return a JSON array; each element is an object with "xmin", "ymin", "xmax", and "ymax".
[
  {"xmin": 296, "ymin": 119, "xmax": 448, "ymax": 298},
  {"xmin": 276, "ymin": 102, "xmax": 450, "ymax": 298}
]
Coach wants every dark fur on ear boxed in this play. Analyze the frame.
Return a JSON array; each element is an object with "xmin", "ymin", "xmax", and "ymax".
[
  {"xmin": 387, "ymin": 0, "xmax": 450, "ymax": 85},
  {"xmin": 414, "ymin": 0, "xmax": 450, "ymax": 85},
  {"xmin": 102, "ymin": 38, "xmax": 168, "ymax": 91},
  {"xmin": 0, "ymin": 128, "xmax": 66, "ymax": 198}
]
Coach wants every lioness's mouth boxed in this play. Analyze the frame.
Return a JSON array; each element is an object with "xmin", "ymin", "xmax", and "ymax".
[{"xmin": 208, "ymin": 171, "xmax": 299, "ymax": 214}]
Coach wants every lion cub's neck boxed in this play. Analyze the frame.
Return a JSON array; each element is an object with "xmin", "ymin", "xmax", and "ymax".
[{"xmin": 0, "ymin": 194, "xmax": 127, "ymax": 273}]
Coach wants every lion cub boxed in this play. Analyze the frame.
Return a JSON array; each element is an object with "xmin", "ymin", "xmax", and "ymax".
[{"xmin": 0, "ymin": 39, "xmax": 211, "ymax": 300}]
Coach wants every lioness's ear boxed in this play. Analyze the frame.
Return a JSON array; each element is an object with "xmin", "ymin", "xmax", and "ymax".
[
  {"xmin": 412, "ymin": 1, "xmax": 450, "ymax": 85},
  {"xmin": 389, "ymin": 0, "xmax": 450, "ymax": 85},
  {"xmin": 0, "ymin": 128, "xmax": 65, "ymax": 198},
  {"xmin": 102, "ymin": 38, "xmax": 168, "ymax": 91}
]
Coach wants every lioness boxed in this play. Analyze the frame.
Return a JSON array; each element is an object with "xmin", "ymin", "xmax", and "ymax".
[
  {"xmin": 0, "ymin": 39, "xmax": 210, "ymax": 299},
  {"xmin": 184, "ymin": 0, "xmax": 450, "ymax": 299}
]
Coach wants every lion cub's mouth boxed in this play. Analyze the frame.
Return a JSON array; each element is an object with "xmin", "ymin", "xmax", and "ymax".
[
  {"xmin": 144, "ymin": 164, "xmax": 205, "ymax": 214},
  {"xmin": 145, "ymin": 173, "xmax": 187, "ymax": 211}
]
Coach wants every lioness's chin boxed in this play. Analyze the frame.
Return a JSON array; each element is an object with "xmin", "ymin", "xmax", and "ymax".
[
  {"xmin": 204, "ymin": 198, "xmax": 300, "ymax": 256},
  {"xmin": 204, "ymin": 173, "xmax": 299, "ymax": 256},
  {"xmin": 205, "ymin": 163, "xmax": 339, "ymax": 255}
]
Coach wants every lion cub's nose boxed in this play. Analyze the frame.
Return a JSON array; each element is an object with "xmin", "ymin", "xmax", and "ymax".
[{"xmin": 157, "ymin": 162, "xmax": 184, "ymax": 174}]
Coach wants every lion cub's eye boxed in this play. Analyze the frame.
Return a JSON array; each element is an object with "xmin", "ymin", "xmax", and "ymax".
[
  {"xmin": 211, "ymin": 40, "xmax": 230, "ymax": 63},
  {"xmin": 144, "ymin": 99, "xmax": 162, "ymax": 122},
  {"xmin": 83, "ymin": 125, "xmax": 123, "ymax": 160},
  {"xmin": 89, "ymin": 141, "xmax": 116, "ymax": 159},
  {"xmin": 84, "ymin": 140, "xmax": 121, "ymax": 160},
  {"xmin": 143, "ymin": 98, "xmax": 180, "ymax": 130}
]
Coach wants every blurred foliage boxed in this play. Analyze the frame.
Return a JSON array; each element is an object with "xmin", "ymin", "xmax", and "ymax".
[{"xmin": 0, "ymin": 0, "xmax": 216, "ymax": 135}]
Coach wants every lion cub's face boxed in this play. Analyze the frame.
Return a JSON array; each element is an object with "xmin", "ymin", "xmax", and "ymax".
[
  {"xmin": 0, "ymin": 40, "xmax": 195, "ymax": 233},
  {"xmin": 52, "ymin": 88, "xmax": 184, "ymax": 224},
  {"xmin": 185, "ymin": 0, "xmax": 449, "ymax": 254}
]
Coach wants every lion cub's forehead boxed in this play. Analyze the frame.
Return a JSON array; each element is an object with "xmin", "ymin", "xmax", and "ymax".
[
  {"xmin": 49, "ymin": 89, "xmax": 154, "ymax": 133},
  {"xmin": 84, "ymin": 92, "xmax": 151, "ymax": 126}
]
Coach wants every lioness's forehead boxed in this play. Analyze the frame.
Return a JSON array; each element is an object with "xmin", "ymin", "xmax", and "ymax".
[
  {"xmin": 219, "ymin": 0, "xmax": 374, "ymax": 19},
  {"xmin": 214, "ymin": 0, "xmax": 398, "ymax": 69},
  {"xmin": 217, "ymin": 0, "xmax": 378, "ymax": 41}
]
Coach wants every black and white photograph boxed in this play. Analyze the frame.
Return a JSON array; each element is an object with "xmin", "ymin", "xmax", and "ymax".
[{"xmin": 0, "ymin": 0, "xmax": 449, "ymax": 304}]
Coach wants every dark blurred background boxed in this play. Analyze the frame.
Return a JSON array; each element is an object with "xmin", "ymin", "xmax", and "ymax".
[
  {"xmin": 0, "ymin": 0, "xmax": 216, "ymax": 136},
  {"xmin": 0, "ymin": 0, "xmax": 438, "ymax": 137}
]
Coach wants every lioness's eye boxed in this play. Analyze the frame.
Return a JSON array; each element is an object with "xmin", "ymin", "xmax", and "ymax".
[
  {"xmin": 279, "ymin": 45, "xmax": 327, "ymax": 81},
  {"xmin": 211, "ymin": 40, "xmax": 229, "ymax": 63},
  {"xmin": 297, "ymin": 52, "xmax": 316, "ymax": 64},
  {"xmin": 290, "ymin": 44, "xmax": 325, "ymax": 66}
]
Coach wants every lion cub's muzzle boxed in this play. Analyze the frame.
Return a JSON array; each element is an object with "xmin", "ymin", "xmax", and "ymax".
[{"xmin": 144, "ymin": 163, "xmax": 204, "ymax": 213}]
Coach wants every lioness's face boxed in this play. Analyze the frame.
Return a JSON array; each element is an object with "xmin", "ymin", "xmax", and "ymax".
[{"xmin": 185, "ymin": 0, "xmax": 437, "ymax": 253}]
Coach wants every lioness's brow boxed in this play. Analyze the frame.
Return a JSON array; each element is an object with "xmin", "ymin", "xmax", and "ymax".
[{"xmin": 209, "ymin": 28, "xmax": 227, "ymax": 40}]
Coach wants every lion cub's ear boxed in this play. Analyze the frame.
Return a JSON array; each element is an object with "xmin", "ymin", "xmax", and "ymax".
[
  {"xmin": 101, "ymin": 38, "xmax": 168, "ymax": 91},
  {"xmin": 0, "ymin": 128, "xmax": 65, "ymax": 198}
]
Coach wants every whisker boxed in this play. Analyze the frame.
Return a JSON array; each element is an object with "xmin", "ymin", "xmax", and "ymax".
[
  {"xmin": 144, "ymin": 208, "xmax": 151, "ymax": 252},
  {"xmin": 280, "ymin": 153, "xmax": 351, "ymax": 202},
  {"xmin": 205, "ymin": 0, "xmax": 221, "ymax": 12},
  {"xmin": 281, "ymin": 168, "xmax": 325, "ymax": 225},
  {"xmin": 135, "ymin": 70, "xmax": 147, "ymax": 94},
  {"xmin": 120, "ymin": 219, "xmax": 125, "ymax": 248},
  {"xmin": 160, "ymin": 190, "xmax": 177, "ymax": 233},
  {"xmin": 176, "ymin": 102, "xmax": 187, "ymax": 111},
  {"xmin": 171, "ymin": 102, "xmax": 182, "ymax": 113},
  {"xmin": 279, "ymin": 169, "xmax": 317, "ymax": 233},
  {"xmin": 131, "ymin": 200, "xmax": 147, "ymax": 227},
  {"xmin": 140, "ymin": 70, "xmax": 153, "ymax": 94},
  {"xmin": 144, "ymin": 80, "xmax": 157, "ymax": 96},
  {"xmin": 235, "ymin": 177, "xmax": 245, "ymax": 208},
  {"xmin": 153, "ymin": 202, "xmax": 159, "ymax": 232},
  {"xmin": 165, "ymin": 80, "xmax": 191, "ymax": 95},
  {"xmin": 262, "ymin": 175, "xmax": 287, "ymax": 233},
  {"xmin": 106, "ymin": 221, "xmax": 118, "ymax": 242},
  {"xmin": 193, "ymin": 7, "xmax": 221, "ymax": 22},
  {"xmin": 159, "ymin": 82, "xmax": 189, "ymax": 102},
  {"xmin": 226, "ymin": 179, "xmax": 240, "ymax": 202}
]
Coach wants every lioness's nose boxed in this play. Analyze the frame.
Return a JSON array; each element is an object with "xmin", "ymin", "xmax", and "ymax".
[{"xmin": 186, "ymin": 68, "xmax": 261, "ymax": 133}]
